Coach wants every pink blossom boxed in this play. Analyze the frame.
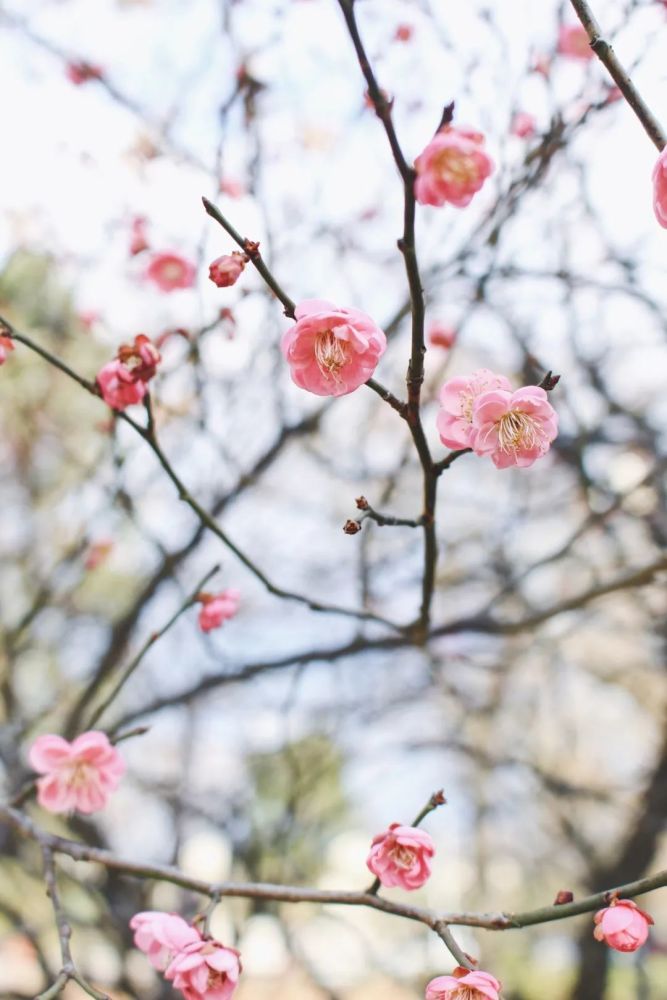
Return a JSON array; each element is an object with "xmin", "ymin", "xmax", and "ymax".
[
  {"xmin": 84, "ymin": 539, "xmax": 113, "ymax": 571},
  {"xmin": 0, "ymin": 335, "xmax": 14, "ymax": 365},
  {"xmin": 78, "ymin": 310, "xmax": 101, "ymax": 331},
  {"xmin": 652, "ymin": 146, "xmax": 667, "ymax": 228},
  {"xmin": 129, "ymin": 911, "xmax": 201, "ymax": 971},
  {"xmin": 129, "ymin": 216, "xmax": 150, "ymax": 256},
  {"xmin": 281, "ymin": 299, "xmax": 387, "ymax": 397},
  {"xmin": 436, "ymin": 370, "xmax": 511, "ymax": 450},
  {"xmin": 66, "ymin": 61, "xmax": 104, "ymax": 85},
  {"xmin": 219, "ymin": 178, "xmax": 245, "ymax": 198},
  {"xmin": 198, "ymin": 590, "xmax": 240, "ymax": 633},
  {"xmin": 428, "ymin": 323, "xmax": 456, "ymax": 351},
  {"xmin": 146, "ymin": 251, "xmax": 196, "ymax": 292},
  {"xmin": 558, "ymin": 24, "xmax": 594, "ymax": 60},
  {"xmin": 208, "ymin": 253, "xmax": 247, "ymax": 288},
  {"xmin": 117, "ymin": 333, "xmax": 161, "ymax": 382},
  {"xmin": 414, "ymin": 126, "xmax": 494, "ymax": 208},
  {"xmin": 471, "ymin": 385, "xmax": 558, "ymax": 468},
  {"xmin": 530, "ymin": 53, "xmax": 551, "ymax": 78},
  {"xmin": 593, "ymin": 899, "xmax": 653, "ymax": 952},
  {"xmin": 97, "ymin": 359, "xmax": 148, "ymax": 410},
  {"xmin": 511, "ymin": 112, "xmax": 537, "ymax": 139},
  {"xmin": 366, "ymin": 823, "xmax": 435, "ymax": 890},
  {"xmin": 394, "ymin": 24, "xmax": 414, "ymax": 42},
  {"xmin": 165, "ymin": 938, "xmax": 242, "ymax": 1000},
  {"xmin": 425, "ymin": 968, "xmax": 502, "ymax": 1000},
  {"xmin": 28, "ymin": 731, "xmax": 125, "ymax": 814}
]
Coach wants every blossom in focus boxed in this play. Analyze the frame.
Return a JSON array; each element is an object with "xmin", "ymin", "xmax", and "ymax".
[
  {"xmin": 66, "ymin": 60, "xmax": 104, "ymax": 85},
  {"xmin": 129, "ymin": 216, "xmax": 150, "ymax": 256},
  {"xmin": 165, "ymin": 938, "xmax": 242, "ymax": 1000},
  {"xmin": 209, "ymin": 253, "xmax": 247, "ymax": 288},
  {"xmin": 146, "ymin": 251, "xmax": 196, "ymax": 292},
  {"xmin": 593, "ymin": 899, "xmax": 653, "ymax": 952},
  {"xmin": 366, "ymin": 823, "xmax": 435, "ymax": 890},
  {"xmin": 129, "ymin": 911, "xmax": 201, "ymax": 971},
  {"xmin": 428, "ymin": 323, "xmax": 456, "ymax": 351},
  {"xmin": 425, "ymin": 967, "xmax": 502, "ymax": 1000},
  {"xmin": 281, "ymin": 299, "xmax": 386, "ymax": 397},
  {"xmin": 198, "ymin": 590, "xmax": 240, "ymax": 633},
  {"xmin": 117, "ymin": 334, "xmax": 161, "ymax": 382},
  {"xmin": 28, "ymin": 731, "xmax": 125, "ymax": 814},
  {"xmin": 0, "ymin": 335, "xmax": 14, "ymax": 365},
  {"xmin": 652, "ymin": 146, "xmax": 667, "ymax": 228},
  {"xmin": 471, "ymin": 385, "xmax": 558, "ymax": 468},
  {"xmin": 414, "ymin": 126, "xmax": 494, "ymax": 208},
  {"xmin": 436, "ymin": 369, "xmax": 511, "ymax": 450},
  {"xmin": 97, "ymin": 360, "xmax": 148, "ymax": 409},
  {"xmin": 557, "ymin": 24, "xmax": 594, "ymax": 60},
  {"xmin": 511, "ymin": 112, "xmax": 537, "ymax": 139}
]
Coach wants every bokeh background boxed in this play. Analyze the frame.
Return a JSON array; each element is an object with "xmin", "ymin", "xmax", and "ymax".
[{"xmin": 1, "ymin": 1, "xmax": 666, "ymax": 998}]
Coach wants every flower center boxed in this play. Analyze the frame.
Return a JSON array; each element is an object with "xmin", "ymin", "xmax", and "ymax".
[
  {"xmin": 497, "ymin": 409, "xmax": 544, "ymax": 453},
  {"xmin": 390, "ymin": 845, "xmax": 416, "ymax": 869},
  {"xmin": 435, "ymin": 148, "xmax": 478, "ymax": 186},
  {"xmin": 314, "ymin": 330, "xmax": 348, "ymax": 381},
  {"xmin": 65, "ymin": 761, "xmax": 93, "ymax": 789},
  {"xmin": 161, "ymin": 262, "xmax": 184, "ymax": 282},
  {"xmin": 207, "ymin": 970, "xmax": 224, "ymax": 989}
]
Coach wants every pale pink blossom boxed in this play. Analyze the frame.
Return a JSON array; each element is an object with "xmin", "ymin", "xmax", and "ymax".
[
  {"xmin": 511, "ymin": 112, "xmax": 537, "ymax": 139},
  {"xmin": 425, "ymin": 968, "xmax": 502, "ymax": 1000},
  {"xmin": 97, "ymin": 359, "xmax": 148, "ymax": 409},
  {"xmin": 129, "ymin": 216, "xmax": 150, "ymax": 256},
  {"xmin": 28, "ymin": 731, "xmax": 125, "ymax": 814},
  {"xmin": 0, "ymin": 335, "xmax": 14, "ymax": 365},
  {"xmin": 219, "ymin": 178, "xmax": 245, "ymax": 198},
  {"xmin": 78, "ymin": 310, "xmax": 101, "ymax": 331},
  {"xmin": 414, "ymin": 126, "xmax": 494, "ymax": 208},
  {"xmin": 558, "ymin": 24, "xmax": 594, "ymax": 60},
  {"xmin": 281, "ymin": 299, "xmax": 386, "ymax": 397},
  {"xmin": 165, "ymin": 938, "xmax": 242, "ymax": 1000},
  {"xmin": 198, "ymin": 590, "xmax": 240, "ymax": 632},
  {"xmin": 129, "ymin": 911, "xmax": 201, "ymax": 971},
  {"xmin": 593, "ymin": 899, "xmax": 653, "ymax": 952},
  {"xmin": 366, "ymin": 823, "xmax": 435, "ymax": 890},
  {"xmin": 428, "ymin": 323, "xmax": 457, "ymax": 351},
  {"xmin": 652, "ymin": 146, "xmax": 667, "ymax": 228},
  {"xmin": 66, "ymin": 61, "xmax": 104, "ymax": 85},
  {"xmin": 471, "ymin": 385, "xmax": 558, "ymax": 468},
  {"xmin": 146, "ymin": 251, "xmax": 196, "ymax": 292},
  {"xmin": 436, "ymin": 370, "xmax": 511, "ymax": 450},
  {"xmin": 394, "ymin": 24, "xmax": 414, "ymax": 42},
  {"xmin": 209, "ymin": 253, "xmax": 246, "ymax": 288}
]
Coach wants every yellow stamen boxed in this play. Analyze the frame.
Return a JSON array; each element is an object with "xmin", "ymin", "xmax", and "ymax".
[
  {"xmin": 314, "ymin": 330, "xmax": 348, "ymax": 381},
  {"xmin": 390, "ymin": 845, "xmax": 416, "ymax": 869},
  {"xmin": 497, "ymin": 409, "xmax": 543, "ymax": 454}
]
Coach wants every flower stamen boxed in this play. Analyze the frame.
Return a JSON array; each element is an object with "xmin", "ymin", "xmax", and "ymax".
[
  {"xmin": 497, "ymin": 409, "xmax": 544, "ymax": 454},
  {"xmin": 314, "ymin": 330, "xmax": 348, "ymax": 381}
]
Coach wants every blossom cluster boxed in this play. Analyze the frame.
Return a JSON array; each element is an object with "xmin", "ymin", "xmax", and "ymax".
[{"xmin": 96, "ymin": 333, "xmax": 161, "ymax": 410}]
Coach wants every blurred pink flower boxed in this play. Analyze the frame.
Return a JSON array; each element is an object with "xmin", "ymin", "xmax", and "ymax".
[
  {"xmin": 146, "ymin": 252, "xmax": 196, "ymax": 292},
  {"xmin": 436, "ymin": 370, "xmax": 511, "ymax": 450},
  {"xmin": 281, "ymin": 299, "xmax": 386, "ymax": 397},
  {"xmin": 414, "ymin": 126, "xmax": 494, "ymax": 208},
  {"xmin": 530, "ymin": 53, "xmax": 551, "ymax": 78},
  {"xmin": 198, "ymin": 590, "xmax": 240, "ymax": 632},
  {"xmin": 558, "ymin": 24, "xmax": 594, "ymax": 60},
  {"xmin": 165, "ymin": 938, "xmax": 242, "ymax": 1000},
  {"xmin": 28, "ymin": 732, "xmax": 125, "ymax": 814},
  {"xmin": 66, "ymin": 60, "xmax": 104, "ymax": 85},
  {"xmin": 652, "ymin": 146, "xmax": 667, "ymax": 228},
  {"xmin": 130, "ymin": 911, "xmax": 201, "ymax": 971},
  {"xmin": 511, "ymin": 112, "xmax": 537, "ymax": 139},
  {"xmin": 428, "ymin": 323, "xmax": 457, "ymax": 351},
  {"xmin": 209, "ymin": 253, "xmax": 247, "ymax": 288},
  {"xmin": 0, "ymin": 335, "xmax": 14, "ymax": 365},
  {"xmin": 593, "ymin": 899, "xmax": 653, "ymax": 952},
  {"xmin": 129, "ymin": 216, "xmax": 150, "ymax": 256},
  {"xmin": 425, "ymin": 968, "xmax": 502, "ymax": 1000},
  {"xmin": 219, "ymin": 178, "xmax": 245, "ymax": 198},
  {"xmin": 394, "ymin": 24, "xmax": 414, "ymax": 42},
  {"xmin": 117, "ymin": 333, "xmax": 161, "ymax": 382},
  {"xmin": 84, "ymin": 539, "xmax": 113, "ymax": 571},
  {"xmin": 471, "ymin": 385, "xmax": 558, "ymax": 468},
  {"xmin": 366, "ymin": 823, "xmax": 435, "ymax": 890},
  {"xmin": 97, "ymin": 359, "xmax": 148, "ymax": 409},
  {"xmin": 78, "ymin": 310, "xmax": 101, "ymax": 331}
]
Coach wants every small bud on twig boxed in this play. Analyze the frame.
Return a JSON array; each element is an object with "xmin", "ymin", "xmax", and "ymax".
[
  {"xmin": 343, "ymin": 519, "xmax": 362, "ymax": 535},
  {"xmin": 554, "ymin": 890, "xmax": 574, "ymax": 905},
  {"xmin": 355, "ymin": 496, "xmax": 369, "ymax": 510},
  {"xmin": 539, "ymin": 370, "xmax": 561, "ymax": 391}
]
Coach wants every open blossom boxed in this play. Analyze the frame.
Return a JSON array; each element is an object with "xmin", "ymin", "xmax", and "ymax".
[
  {"xmin": 414, "ymin": 126, "xmax": 494, "ymax": 208},
  {"xmin": 281, "ymin": 299, "xmax": 386, "ymax": 397},
  {"xmin": 209, "ymin": 253, "xmax": 246, "ymax": 288},
  {"xmin": 165, "ymin": 938, "xmax": 242, "ymax": 1000},
  {"xmin": 66, "ymin": 60, "xmax": 104, "ymax": 85},
  {"xmin": 97, "ymin": 334, "xmax": 161, "ymax": 410},
  {"xmin": 437, "ymin": 370, "xmax": 511, "ymax": 450},
  {"xmin": 428, "ymin": 323, "xmax": 457, "ymax": 351},
  {"xmin": 558, "ymin": 24, "xmax": 593, "ymax": 60},
  {"xmin": 28, "ymin": 732, "xmax": 125, "ymax": 814},
  {"xmin": 130, "ymin": 911, "xmax": 201, "ymax": 971},
  {"xmin": 146, "ymin": 251, "xmax": 196, "ymax": 292},
  {"xmin": 366, "ymin": 823, "xmax": 435, "ymax": 890},
  {"xmin": 198, "ymin": 590, "xmax": 240, "ymax": 632},
  {"xmin": 652, "ymin": 146, "xmax": 667, "ymax": 228},
  {"xmin": 471, "ymin": 385, "xmax": 558, "ymax": 469},
  {"xmin": 0, "ymin": 335, "xmax": 14, "ymax": 365},
  {"xmin": 425, "ymin": 968, "xmax": 502, "ymax": 1000},
  {"xmin": 511, "ymin": 112, "xmax": 537, "ymax": 139},
  {"xmin": 593, "ymin": 899, "xmax": 653, "ymax": 952}
]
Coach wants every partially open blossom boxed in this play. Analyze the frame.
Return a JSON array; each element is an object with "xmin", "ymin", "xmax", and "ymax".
[
  {"xmin": 0, "ymin": 335, "xmax": 14, "ymax": 365},
  {"xmin": 97, "ymin": 334, "xmax": 161, "ymax": 410},
  {"xmin": 652, "ymin": 146, "xmax": 667, "ymax": 228},
  {"xmin": 209, "ymin": 253, "xmax": 247, "ymax": 288},
  {"xmin": 593, "ymin": 899, "xmax": 653, "ymax": 952},
  {"xmin": 165, "ymin": 938, "xmax": 242, "ymax": 1000},
  {"xmin": 281, "ymin": 299, "xmax": 386, "ymax": 397},
  {"xmin": 28, "ymin": 731, "xmax": 125, "ymax": 814},
  {"xmin": 66, "ymin": 60, "xmax": 104, "ymax": 85},
  {"xmin": 425, "ymin": 968, "xmax": 502, "ymax": 1000},
  {"xmin": 129, "ymin": 216, "xmax": 150, "ymax": 256},
  {"xmin": 558, "ymin": 24, "xmax": 594, "ymax": 60},
  {"xmin": 198, "ymin": 590, "xmax": 240, "ymax": 632},
  {"xmin": 117, "ymin": 333, "xmax": 161, "ymax": 382},
  {"xmin": 471, "ymin": 385, "xmax": 558, "ymax": 468},
  {"xmin": 130, "ymin": 911, "xmax": 201, "ymax": 971},
  {"xmin": 394, "ymin": 23, "xmax": 414, "ymax": 42},
  {"xmin": 414, "ymin": 126, "xmax": 494, "ymax": 208},
  {"xmin": 366, "ymin": 823, "xmax": 435, "ymax": 890},
  {"xmin": 437, "ymin": 370, "xmax": 511, "ymax": 450},
  {"xmin": 146, "ymin": 251, "xmax": 196, "ymax": 292},
  {"xmin": 428, "ymin": 323, "xmax": 457, "ymax": 351},
  {"xmin": 511, "ymin": 112, "xmax": 537, "ymax": 139}
]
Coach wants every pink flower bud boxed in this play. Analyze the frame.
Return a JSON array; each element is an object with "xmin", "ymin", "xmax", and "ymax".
[
  {"xmin": 593, "ymin": 899, "xmax": 653, "ymax": 952},
  {"xmin": 0, "ymin": 335, "xmax": 15, "ymax": 365},
  {"xmin": 66, "ymin": 61, "xmax": 104, "ymax": 85},
  {"xmin": 165, "ymin": 938, "xmax": 242, "ymax": 1000},
  {"xmin": 414, "ymin": 126, "xmax": 494, "ymax": 208},
  {"xmin": 366, "ymin": 823, "xmax": 435, "ymax": 890},
  {"xmin": 129, "ymin": 216, "xmax": 150, "ymax": 256},
  {"xmin": 394, "ymin": 24, "xmax": 414, "ymax": 42},
  {"xmin": 425, "ymin": 968, "xmax": 502, "ymax": 1000},
  {"xmin": 97, "ymin": 359, "xmax": 148, "ymax": 410},
  {"xmin": 219, "ymin": 178, "xmax": 245, "ymax": 198},
  {"xmin": 428, "ymin": 323, "xmax": 457, "ymax": 350},
  {"xmin": 28, "ymin": 732, "xmax": 125, "ymax": 814},
  {"xmin": 557, "ymin": 24, "xmax": 594, "ymax": 60},
  {"xmin": 652, "ymin": 146, "xmax": 667, "ymax": 228},
  {"xmin": 208, "ymin": 253, "xmax": 247, "ymax": 288},
  {"xmin": 129, "ymin": 911, "xmax": 201, "ymax": 971},
  {"xmin": 145, "ymin": 251, "xmax": 196, "ymax": 292},
  {"xmin": 197, "ymin": 589, "xmax": 240, "ymax": 632},
  {"xmin": 511, "ymin": 112, "xmax": 537, "ymax": 139}
]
